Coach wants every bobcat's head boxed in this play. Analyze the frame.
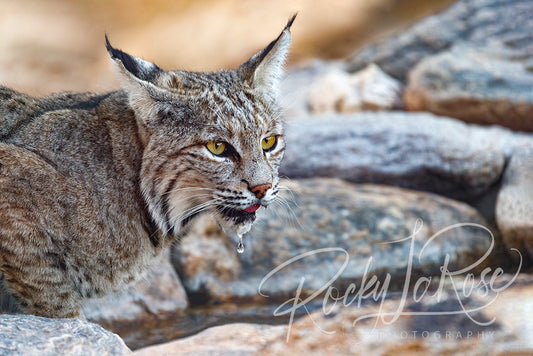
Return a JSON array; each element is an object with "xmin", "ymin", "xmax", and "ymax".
[{"xmin": 107, "ymin": 16, "xmax": 295, "ymax": 241}]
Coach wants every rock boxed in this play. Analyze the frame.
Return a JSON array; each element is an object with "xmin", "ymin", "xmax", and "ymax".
[
  {"xmin": 279, "ymin": 112, "xmax": 506, "ymax": 200},
  {"xmin": 132, "ymin": 323, "xmax": 286, "ymax": 355},
  {"xmin": 346, "ymin": 0, "xmax": 533, "ymax": 82},
  {"xmin": 345, "ymin": 0, "xmax": 533, "ymax": 131},
  {"xmin": 132, "ymin": 274, "xmax": 533, "ymax": 356},
  {"xmin": 496, "ymin": 145, "xmax": 533, "ymax": 260},
  {"xmin": 83, "ymin": 251, "xmax": 188, "ymax": 335},
  {"xmin": 280, "ymin": 60, "xmax": 342, "ymax": 118},
  {"xmin": 174, "ymin": 178, "xmax": 496, "ymax": 305},
  {"xmin": 306, "ymin": 64, "xmax": 403, "ymax": 114},
  {"xmin": 0, "ymin": 314, "xmax": 130, "ymax": 355},
  {"xmin": 281, "ymin": 62, "xmax": 403, "ymax": 118},
  {"xmin": 404, "ymin": 44, "xmax": 533, "ymax": 131}
]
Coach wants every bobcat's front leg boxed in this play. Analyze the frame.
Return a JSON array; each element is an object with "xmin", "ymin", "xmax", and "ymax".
[{"xmin": 0, "ymin": 232, "xmax": 82, "ymax": 319}]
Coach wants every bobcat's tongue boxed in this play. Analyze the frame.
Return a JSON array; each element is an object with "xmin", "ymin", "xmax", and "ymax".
[{"xmin": 244, "ymin": 204, "xmax": 261, "ymax": 213}]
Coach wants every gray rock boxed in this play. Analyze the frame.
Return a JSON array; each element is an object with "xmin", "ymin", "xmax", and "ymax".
[
  {"xmin": 280, "ymin": 112, "xmax": 506, "ymax": 200},
  {"xmin": 282, "ymin": 62, "xmax": 403, "ymax": 117},
  {"xmin": 174, "ymin": 178, "xmax": 495, "ymax": 305},
  {"xmin": 496, "ymin": 145, "xmax": 533, "ymax": 260},
  {"xmin": 0, "ymin": 314, "xmax": 130, "ymax": 355},
  {"xmin": 405, "ymin": 44, "xmax": 533, "ymax": 131},
  {"xmin": 83, "ymin": 251, "xmax": 188, "ymax": 331},
  {"xmin": 280, "ymin": 60, "xmax": 343, "ymax": 118},
  {"xmin": 132, "ymin": 323, "xmax": 285, "ymax": 356},
  {"xmin": 345, "ymin": 0, "xmax": 533, "ymax": 131},
  {"xmin": 346, "ymin": 0, "xmax": 533, "ymax": 82}
]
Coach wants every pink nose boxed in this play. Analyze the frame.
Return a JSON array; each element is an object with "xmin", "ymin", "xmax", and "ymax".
[{"xmin": 250, "ymin": 183, "xmax": 272, "ymax": 199}]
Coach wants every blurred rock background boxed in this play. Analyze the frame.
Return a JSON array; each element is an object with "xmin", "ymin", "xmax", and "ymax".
[{"xmin": 2, "ymin": 0, "xmax": 533, "ymax": 355}]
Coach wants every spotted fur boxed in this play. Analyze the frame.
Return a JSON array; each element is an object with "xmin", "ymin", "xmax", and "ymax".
[{"xmin": 0, "ymin": 15, "xmax": 295, "ymax": 318}]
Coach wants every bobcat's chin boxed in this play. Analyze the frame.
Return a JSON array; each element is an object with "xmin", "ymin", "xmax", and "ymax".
[{"xmin": 214, "ymin": 205, "xmax": 257, "ymax": 236}]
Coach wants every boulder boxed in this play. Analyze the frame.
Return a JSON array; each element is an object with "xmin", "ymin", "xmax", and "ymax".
[
  {"xmin": 404, "ymin": 44, "xmax": 533, "ymax": 131},
  {"xmin": 346, "ymin": 0, "xmax": 533, "ymax": 82},
  {"xmin": 132, "ymin": 323, "xmax": 285, "ymax": 356},
  {"xmin": 281, "ymin": 60, "xmax": 342, "ymax": 118},
  {"xmin": 282, "ymin": 62, "xmax": 403, "ymax": 117},
  {"xmin": 0, "ymin": 314, "xmax": 130, "ymax": 355},
  {"xmin": 345, "ymin": 0, "xmax": 533, "ymax": 131},
  {"xmin": 174, "ymin": 178, "xmax": 496, "ymax": 306},
  {"xmin": 132, "ymin": 274, "xmax": 533, "ymax": 356},
  {"xmin": 279, "ymin": 112, "xmax": 506, "ymax": 200},
  {"xmin": 496, "ymin": 145, "xmax": 533, "ymax": 260}
]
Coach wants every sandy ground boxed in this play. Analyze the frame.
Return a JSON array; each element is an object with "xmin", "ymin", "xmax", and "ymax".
[{"xmin": 0, "ymin": 0, "xmax": 454, "ymax": 95}]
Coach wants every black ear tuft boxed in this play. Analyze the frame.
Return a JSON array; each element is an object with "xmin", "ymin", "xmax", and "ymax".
[
  {"xmin": 105, "ymin": 35, "xmax": 162, "ymax": 82},
  {"xmin": 237, "ymin": 15, "xmax": 294, "ymax": 101},
  {"xmin": 286, "ymin": 13, "xmax": 297, "ymax": 30},
  {"xmin": 105, "ymin": 35, "xmax": 139, "ymax": 77},
  {"xmin": 253, "ymin": 14, "xmax": 297, "ymax": 67}
]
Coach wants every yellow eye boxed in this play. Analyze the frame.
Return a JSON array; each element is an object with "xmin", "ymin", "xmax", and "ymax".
[
  {"xmin": 206, "ymin": 141, "xmax": 227, "ymax": 156},
  {"xmin": 262, "ymin": 136, "xmax": 277, "ymax": 151}
]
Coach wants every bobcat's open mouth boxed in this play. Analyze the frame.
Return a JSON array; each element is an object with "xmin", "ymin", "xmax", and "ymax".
[{"xmin": 217, "ymin": 205, "xmax": 257, "ymax": 224}]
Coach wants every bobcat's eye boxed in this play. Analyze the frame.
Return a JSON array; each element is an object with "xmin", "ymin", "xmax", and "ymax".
[
  {"xmin": 262, "ymin": 136, "xmax": 277, "ymax": 152},
  {"xmin": 206, "ymin": 141, "xmax": 227, "ymax": 156}
]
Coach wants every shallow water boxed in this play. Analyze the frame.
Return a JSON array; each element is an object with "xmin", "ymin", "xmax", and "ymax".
[{"xmin": 119, "ymin": 303, "xmax": 316, "ymax": 351}]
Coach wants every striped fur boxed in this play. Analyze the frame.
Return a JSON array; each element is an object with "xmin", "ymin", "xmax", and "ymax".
[{"xmin": 0, "ymin": 16, "xmax": 294, "ymax": 318}]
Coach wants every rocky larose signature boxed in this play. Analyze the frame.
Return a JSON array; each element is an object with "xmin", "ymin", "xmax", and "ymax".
[{"xmin": 258, "ymin": 220, "xmax": 522, "ymax": 342}]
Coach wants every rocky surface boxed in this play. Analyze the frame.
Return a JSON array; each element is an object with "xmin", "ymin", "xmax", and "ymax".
[
  {"xmin": 281, "ymin": 60, "xmax": 343, "ymax": 118},
  {"xmin": 282, "ymin": 62, "xmax": 403, "ymax": 117},
  {"xmin": 0, "ymin": 314, "xmax": 130, "ymax": 355},
  {"xmin": 346, "ymin": 0, "xmax": 533, "ymax": 82},
  {"xmin": 404, "ymin": 44, "xmax": 533, "ymax": 131},
  {"xmin": 174, "ymin": 178, "xmax": 496, "ymax": 305},
  {"xmin": 496, "ymin": 145, "xmax": 533, "ymax": 261},
  {"xmin": 280, "ymin": 112, "xmax": 507, "ymax": 200},
  {"xmin": 132, "ymin": 273, "xmax": 532, "ymax": 356},
  {"xmin": 83, "ymin": 251, "xmax": 188, "ymax": 336},
  {"xmin": 345, "ymin": 0, "xmax": 533, "ymax": 131}
]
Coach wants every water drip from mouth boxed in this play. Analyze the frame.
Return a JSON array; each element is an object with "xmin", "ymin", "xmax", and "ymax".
[{"xmin": 237, "ymin": 234, "xmax": 245, "ymax": 254}]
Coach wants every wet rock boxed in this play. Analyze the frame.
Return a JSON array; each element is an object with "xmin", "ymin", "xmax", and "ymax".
[
  {"xmin": 174, "ymin": 178, "xmax": 495, "ymax": 305},
  {"xmin": 132, "ymin": 274, "xmax": 533, "ymax": 356},
  {"xmin": 404, "ymin": 44, "xmax": 533, "ymax": 131},
  {"xmin": 0, "ymin": 314, "xmax": 130, "ymax": 355},
  {"xmin": 496, "ymin": 145, "xmax": 533, "ymax": 260},
  {"xmin": 280, "ymin": 112, "xmax": 506, "ymax": 200},
  {"xmin": 83, "ymin": 251, "xmax": 188, "ymax": 331}
]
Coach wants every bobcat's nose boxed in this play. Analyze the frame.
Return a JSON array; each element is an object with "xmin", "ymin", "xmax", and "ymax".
[{"xmin": 250, "ymin": 183, "xmax": 272, "ymax": 199}]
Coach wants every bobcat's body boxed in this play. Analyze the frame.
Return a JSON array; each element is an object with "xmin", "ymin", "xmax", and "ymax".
[
  {"xmin": 0, "ymin": 89, "xmax": 155, "ymax": 316},
  {"xmin": 0, "ymin": 16, "xmax": 294, "ymax": 318}
]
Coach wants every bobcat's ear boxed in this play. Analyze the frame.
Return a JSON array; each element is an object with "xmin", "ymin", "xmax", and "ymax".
[
  {"xmin": 105, "ymin": 35, "xmax": 163, "ymax": 85},
  {"xmin": 238, "ymin": 14, "xmax": 296, "ymax": 103},
  {"xmin": 105, "ymin": 36, "xmax": 175, "ymax": 134}
]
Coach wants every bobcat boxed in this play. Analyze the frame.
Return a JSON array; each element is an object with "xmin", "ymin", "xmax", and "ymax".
[{"xmin": 0, "ymin": 15, "xmax": 295, "ymax": 318}]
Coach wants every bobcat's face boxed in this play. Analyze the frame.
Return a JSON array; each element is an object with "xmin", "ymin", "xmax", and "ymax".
[
  {"xmin": 107, "ymin": 16, "xmax": 294, "ymax": 239},
  {"xmin": 140, "ymin": 72, "xmax": 285, "ymax": 237}
]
